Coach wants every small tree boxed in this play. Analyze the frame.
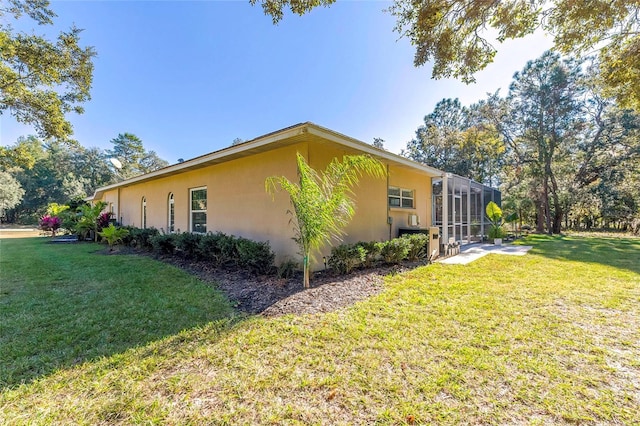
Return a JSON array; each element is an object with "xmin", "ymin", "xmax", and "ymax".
[{"xmin": 266, "ymin": 153, "xmax": 386, "ymax": 288}]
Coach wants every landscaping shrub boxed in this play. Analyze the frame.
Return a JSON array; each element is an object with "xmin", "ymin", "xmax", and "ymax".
[
  {"xmin": 197, "ymin": 232, "xmax": 236, "ymax": 266},
  {"xmin": 402, "ymin": 233, "xmax": 429, "ymax": 261},
  {"xmin": 355, "ymin": 241, "xmax": 381, "ymax": 267},
  {"xmin": 277, "ymin": 259, "xmax": 298, "ymax": 279},
  {"xmin": 98, "ymin": 224, "xmax": 129, "ymax": 251},
  {"xmin": 150, "ymin": 234, "xmax": 178, "ymax": 255},
  {"xmin": 127, "ymin": 227, "xmax": 159, "ymax": 250},
  {"xmin": 185, "ymin": 232, "xmax": 276, "ymax": 275},
  {"xmin": 97, "ymin": 212, "xmax": 113, "ymax": 231},
  {"xmin": 235, "ymin": 237, "xmax": 276, "ymax": 275},
  {"xmin": 120, "ymin": 226, "xmax": 135, "ymax": 246},
  {"xmin": 328, "ymin": 243, "xmax": 366, "ymax": 274},
  {"xmin": 176, "ymin": 232, "xmax": 203, "ymax": 258},
  {"xmin": 377, "ymin": 238, "xmax": 410, "ymax": 264},
  {"xmin": 120, "ymin": 227, "xmax": 157, "ymax": 249},
  {"xmin": 39, "ymin": 215, "xmax": 62, "ymax": 237}
]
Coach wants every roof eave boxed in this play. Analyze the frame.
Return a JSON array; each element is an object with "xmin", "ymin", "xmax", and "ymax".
[{"xmin": 88, "ymin": 122, "xmax": 446, "ymax": 200}]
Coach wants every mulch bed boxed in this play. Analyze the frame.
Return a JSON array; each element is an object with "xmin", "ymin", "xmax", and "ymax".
[
  {"xmin": 90, "ymin": 244, "xmax": 428, "ymax": 316},
  {"xmin": 155, "ymin": 255, "xmax": 420, "ymax": 317}
]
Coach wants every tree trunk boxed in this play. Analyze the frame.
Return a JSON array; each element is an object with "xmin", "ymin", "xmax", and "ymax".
[
  {"xmin": 536, "ymin": 200, "xmax": 545, "ymax": 233},
  {"xmin": 303, "ymin": 254, "xmax": 310, "ymax": 288},
  {"xmin": 543, "ymin": 173, "xmax": 554, "ymax": 235},
  {"xmin": 548, "ymin": 164, "xmax": 563, "ymax": 234}
]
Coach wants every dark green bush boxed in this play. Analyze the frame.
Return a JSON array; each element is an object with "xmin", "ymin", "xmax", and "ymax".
[
  {"xmin": 197, "ymin": 232, "xmax": 236, "ymax": 266},
  {"xmin": 176, "ymin": 232, "xmax": 203, "ymax": 258},
  {"xmin": 377, "ymin": 238, "xmax": 410, "ymax": 264},
  {"xmin": 402, "ymin": 233, "xmax": 429, "ymax": 261},
  {"xmin": 111, "ymin": 226, "xmax": 276, "ymax": 275},
  {"xmin": 120, "ymin": 226, "xmax": 136, "ymax": 246},
  {"xmin": 120, "ymin": 226, "xmax": 159, "ymax": 250},
  {"xmin": 355, "ymin": 241, "xmax": 381, "ymax": 267},
  {"xmin": 277, "ymin": 259, "xmax": 298, "ymax": 279},
  {"xmin": 150, "ymin": 234, "xmax": 178, "ymax": 255},
  {"xmin": 236, "ymin": 237, "xmax": 276, "ymax": 275},
  {"xmin": 328, "ymin": 243, "xmax": 366, "ymax": 274}
]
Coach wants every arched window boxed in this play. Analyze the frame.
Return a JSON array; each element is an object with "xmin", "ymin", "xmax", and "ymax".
[
  {"xmin": 168, "ymin": 193, "xmax": 175, "ymax": 233},
  {"xmin": 141, "ymin": 196, "xmax": 147, "ymax": 229}
]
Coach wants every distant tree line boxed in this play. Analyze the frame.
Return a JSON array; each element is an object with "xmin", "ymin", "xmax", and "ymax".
[
  {"xmin": 0, "ymin": 133, "xmax": 168, "ymax": 224},
  {"xmin": 404, "ymin": 51, "xmax": 640, "ymax": 234}
]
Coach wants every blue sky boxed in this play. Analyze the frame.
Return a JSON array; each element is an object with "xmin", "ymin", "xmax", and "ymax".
[{"xmin": 1, "ymin": 1, "xmax": 552, "ymax": 161}]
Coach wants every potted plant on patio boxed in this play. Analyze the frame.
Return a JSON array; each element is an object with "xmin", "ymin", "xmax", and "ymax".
[{"xmin": 486, "ymin": 201, "xmax": 506, "ymax": 245}]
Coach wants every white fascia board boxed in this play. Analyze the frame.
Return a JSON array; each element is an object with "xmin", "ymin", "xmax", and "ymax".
[
  {"xmin": 89, "ymin": 122, "xmax": 446, "ymax": 200},
  {"xmin": 89, "ymin": 124, "xmax": 309, "ymax": 199}
]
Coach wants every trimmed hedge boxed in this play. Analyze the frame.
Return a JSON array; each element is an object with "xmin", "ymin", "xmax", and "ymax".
[
  {"xmin": 328, "ymin": 244, "xmax": 366, "ymax": 274},
  {"xmin": 123, "ymin": 227, "xmax": 275, "ymax": 276},
  {"xmin": 378, "ymin": 238, "xmax": 410, "ymax": 264},
  {"xmin": 402, "ymin": 233, "xmax": 429, "ymax": 261},
  {"xmin": 121, "ymin": 226, "xmax": 159, "ymax": 249},
  {"xmin": 150, "ymin": 234, "xmax": 177, "ymax": 255},
  {"xmin": 328, "ymin": 235, "xmax": 432, "ymax": 275}
]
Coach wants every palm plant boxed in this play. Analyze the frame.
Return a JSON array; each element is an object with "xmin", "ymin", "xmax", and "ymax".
[
  {"xmin": 76, "ymin": 201, "xmax": 107, "ymax": 241},
  {"xmin": 266, "ymin": 153, "xmax": 386, "ymax": 288},
  {"xmin": 486, "ymin": 201, "xmax": 507, "ymax": 240},
  {"xmin": 98, "ymin": 224, "xmax": 129, "ymax": 251}
]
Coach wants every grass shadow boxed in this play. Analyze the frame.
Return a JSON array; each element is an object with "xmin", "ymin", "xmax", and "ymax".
[
  {"xmin": 519, "ymin": 233, "xmax": 640, "ymax": 274},
  {"xmin": 0, "ymin": 238, "xmax": 239, "ymax": 390}
]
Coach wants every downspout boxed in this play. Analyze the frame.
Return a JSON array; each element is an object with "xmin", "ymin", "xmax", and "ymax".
[
  {"xmin": 387, "ymin": 164, "xmax": 391, "ymax": 241},
  {"xmin": 117, "ymin": 187, "xmax": 122, "ymax": 225}
]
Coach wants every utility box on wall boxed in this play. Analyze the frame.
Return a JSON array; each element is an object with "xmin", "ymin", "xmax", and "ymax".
[{"xmin": 428, "ymin": 226, "xmax": 440, "ymax": 259}]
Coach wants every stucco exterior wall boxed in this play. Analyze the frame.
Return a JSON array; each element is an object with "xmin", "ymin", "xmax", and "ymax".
[
  {"xmin": 102, "ymin": 189, "xmax": 119, "ymax": 219},
  {"xmin": 96, "ymin": 138, "xmax": 435, "ymax": 270},
  {"xmin": 387, "ymin": 166, "xmax": 432, "ymax": 238},
  {"xmin": 114, "ymin": 143, "xmax": 302, "ymax": 262}
]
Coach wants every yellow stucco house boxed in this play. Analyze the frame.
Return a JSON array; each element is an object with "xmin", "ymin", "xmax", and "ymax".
[{"xmin": 89, "ymin": 122, "xmax": 500, "ymax": 267}]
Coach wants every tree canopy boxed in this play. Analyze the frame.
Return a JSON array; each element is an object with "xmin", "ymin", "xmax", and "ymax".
[
  {"xmin": 1, "ymin": 132, "xmax": 169, "ymax": 223},
  {"xmin": 0, "ymin": 0, "xmax": 96, "ymax": 139},
  {"xmin": 403, "ymin": 98, "xmax": 504, "ymax": 186},
  {"xmin": 405, "ymin": 50, "xmax": 640, "ymax": 234},
  {"xmin": 0, "ymin": 170, "xmax": 25, "ymax": 217},
  {"xmin": 253, "ymin": 0, "xmax": 639, "ymax": 110},
  {"xmin": 105, "ymin": 133, "xmax": 170, "ymax": 180}
]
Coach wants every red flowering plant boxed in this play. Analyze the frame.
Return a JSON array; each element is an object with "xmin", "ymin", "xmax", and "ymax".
[
  {"xmin": 97, "ymin": 212, "xmax": 113, "ymax": 231},
  {"xmin": 39, "ymin": 215, "xmax": 62, "ymax": 237}
]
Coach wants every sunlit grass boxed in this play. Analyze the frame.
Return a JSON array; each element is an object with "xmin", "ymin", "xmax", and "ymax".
[
  {"xmin": 0, "ymin": 238, "xmax": 234, "ymax": 388},
  {"xmin": 1, "ymin": 235, "xmax": 638, "ymax": 424}
]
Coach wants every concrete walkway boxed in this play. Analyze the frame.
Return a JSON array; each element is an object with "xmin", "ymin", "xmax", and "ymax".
[
  {"xmin": 438, "ymin": 243, "xmax": 533, "ymax": 265},
  {"xmin": 0, "ymin": 227, "xmax": 41, "ymax": 239}
]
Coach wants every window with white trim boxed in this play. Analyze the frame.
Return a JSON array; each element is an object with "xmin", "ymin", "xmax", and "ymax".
[
  {"xmin": 388, "ymin": 187, "xmax": 414, "ymax": 208},
  {"xmin": 190, "ymin": 187, "xmax": 207, "ymax": 233},
  {"xmin": 168, "ymin": 193, "xmax": 175, "ymax": 233}
]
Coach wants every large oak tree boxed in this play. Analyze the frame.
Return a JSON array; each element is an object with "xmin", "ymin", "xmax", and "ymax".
[
  {"xmin": 0, "ymin": 0, "xmax": 96, "ymax": 139},
  {"xmin": 253, "ymin": 0, "xmax": 639, "ymax": 110}
]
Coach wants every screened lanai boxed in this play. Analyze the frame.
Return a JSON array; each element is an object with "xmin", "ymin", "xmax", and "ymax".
[{"xmin": 432, "ymin": 174, "xmax": 501, "ymax": 246}]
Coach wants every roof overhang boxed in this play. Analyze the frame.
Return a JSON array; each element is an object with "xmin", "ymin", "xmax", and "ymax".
[{"xmin": 89, "ymin": 122, "xmax": 446, "ymax": 200}]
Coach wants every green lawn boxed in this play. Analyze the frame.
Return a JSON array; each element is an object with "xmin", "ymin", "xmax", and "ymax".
[
  {"xmin": 1, "ymin": 235, "xmax": 638, "ymax": 424},
  {"xmin": 0, "ymin": 239, "xmax": 234, "ymax": 388}
]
